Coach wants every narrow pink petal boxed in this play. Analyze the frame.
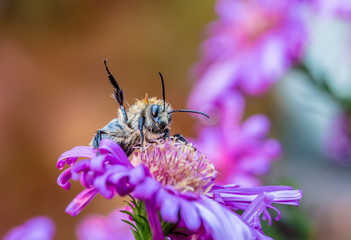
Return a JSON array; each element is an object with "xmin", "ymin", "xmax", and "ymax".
[
  {"xmin": 145, "ymin": 200, "xmax": 164, "ymax": 240},
  {"xmin": 99, "ymin": 139, "xmax": 131, "ymax": 167},
  {"xmin": 71, "ymin": 159, "xmax": 91, "ymax": 181},
  {"xmin": 241, "ymin": 193, "xmax": 274, "ymax": 223},
  {"xmin": 57, "ymin": 168, "xmax": 72, "ymax": 191},
  {"xmin": 133, "ymin": 178, "xmax": 161, "ymax": 200},
  {"xmin": 156, "ymin": 189, "xmax": 180, "ymax": 223},
  {"xmin": 58, "ymin": 146, "xmax": 96, "ymax": 168},
  {"xmin": 65, "ymin": 188, "xmax": 99, "ymax": 216},
  {"xmin": 179, "ymin": 199, "xmax": 201, "ymax": 231}
]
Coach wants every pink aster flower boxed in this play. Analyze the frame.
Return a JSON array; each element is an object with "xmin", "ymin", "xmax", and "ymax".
[
  {"xmin": 2, "ymin": 216, "xmax": 55, "ymax": 240},
  {"xmin": 312, "ymin": 0, "xmax": 351, "ymax": 20},
  {"xmin": 192, "ymin": 93, "xmax": 281, "ymax": 185},
  {"xmin": 57, "ymin": 138, "xmax": 302, "ymax": 239},
  {"xmin": 187, "ymin": 0, "xmax": 304, "ymax": 187},
  {"xmin": 188, "ymin": 0, "xmax": 307, "ymax": 111},
  {"xmin": 77, "ymin": 209, "xmax": 133, "ymax": 240}
]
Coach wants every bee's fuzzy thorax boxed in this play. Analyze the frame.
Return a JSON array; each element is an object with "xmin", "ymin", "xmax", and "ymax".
[{"xmin": 116, "ymin": 96, "xmax": 172, "ymax": 140}]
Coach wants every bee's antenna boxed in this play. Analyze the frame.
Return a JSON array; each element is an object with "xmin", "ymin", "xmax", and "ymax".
[
  {"xmin": 103, "ymin": 59, "xmax": 128, "ymax": 122},
  {"xmin": 169, "ymin": 109, "xmax": 209, "ymax": 118},
  {"xmin": 158, "ymin": 72, "xmax": 166, "ymax": 112}
]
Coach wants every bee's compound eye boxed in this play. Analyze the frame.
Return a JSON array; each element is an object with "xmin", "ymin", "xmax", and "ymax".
[{"xmin": 151, "ymin": 104, "xmax": 159, "ymax": 118}]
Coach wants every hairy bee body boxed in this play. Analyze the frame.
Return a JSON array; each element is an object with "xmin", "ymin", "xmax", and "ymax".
[
  {"xmin": 91, "ymin": 96, "xmax": 172, "ymax": 156},
  {"xmin": 92, "ymin": 60, "xmax": 208, "ymax": 156}
]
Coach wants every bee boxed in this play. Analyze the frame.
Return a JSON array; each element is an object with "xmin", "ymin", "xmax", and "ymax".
[{"xmin": 91, "ymin": 60, "xmax": 209, "ymax": 156}]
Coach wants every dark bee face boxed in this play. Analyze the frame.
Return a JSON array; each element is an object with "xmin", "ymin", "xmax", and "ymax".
[
  {"xmin": 151, "ymin": 104, "xmax": 159, "ymax": 118},
  {"xmin": 150, "ymin": 104, "xmax": 171, "ymax": 130}
]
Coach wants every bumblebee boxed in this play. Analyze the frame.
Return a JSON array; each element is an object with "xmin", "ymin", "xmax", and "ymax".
[{"xmin": 91, "ymin": 60, "xmax": 208, "ymax": 156}]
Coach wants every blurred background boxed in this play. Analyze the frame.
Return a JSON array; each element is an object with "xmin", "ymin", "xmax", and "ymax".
[{"xmin": 0, "ymin": 0, "xmax": 351, "ymax": 239}]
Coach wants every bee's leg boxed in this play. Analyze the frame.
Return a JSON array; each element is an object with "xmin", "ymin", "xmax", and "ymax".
[
  {"xmin": 138, "ymin": 116, "xmax": 145, "ymax": 151},
  {"xmin": 93, "ymin": 130, "xmax": 103, "ymax": 149},
  {"xmin": 174, "ymin": 134, "xmax": 196, "ymax": 150},
  {"xmin": 163, "ymin": 129, "xmax": 170, "ymax": 139},
  {"xmin": 92, "ymin": 130, "xmax": 106, "ymax": 156},
  {"xmin": 104, "ymin": 60, "xmax": 128, "ymax": 123},
  {"xmin": 173, "ymin": 134, "xmax": 188, "ymax": 144},
  {"xmin": 114, "ymin": 90, "xmax": 128, "ymax": 123}
]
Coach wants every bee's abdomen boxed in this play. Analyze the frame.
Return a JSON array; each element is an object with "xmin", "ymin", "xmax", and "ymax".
[
  {"xmin": 91, "ymin": 118, "xmax": 140, "ymax": 157},
  {"xmin": 116, "ymin": 132, "xmax": 141, "ymax": 157},
  {"xmin": 91, "ymin": 118, "xmax": 124, "ymax": 148}
]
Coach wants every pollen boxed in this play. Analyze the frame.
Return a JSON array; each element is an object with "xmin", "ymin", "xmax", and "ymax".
[{"xmin": 131, "ymin": 138, "xmax": 217, "ymax": 194}]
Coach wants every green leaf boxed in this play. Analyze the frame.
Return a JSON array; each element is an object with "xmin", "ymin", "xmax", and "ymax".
[
  {"xmin": 131, "ymin": 229, "xmax": 142, "ymax": 240},
  {"xmin": 121, "ymin": 220, "xmax": 137, "ymax": 232},
  {"xmin": 138, "ymin": 214, "xmax": 149, "ymax": 224},
  {"xmin": 131, "ymin": 217, "xmax": 142, "ymax": 228},
  {"xmin": 124, "ymin": 201, "xmax": 136, "ymax": 211},
  {"xmin": 120, "ymin": 210, "xmax": 134, "ymax": 219},
  {"xmin": 122, "ymin": 199, "xmax": 153, "ymax": 240},
  {"xmin": 128, "ymin": 194, "xmax": 136, "ymax": 203}
]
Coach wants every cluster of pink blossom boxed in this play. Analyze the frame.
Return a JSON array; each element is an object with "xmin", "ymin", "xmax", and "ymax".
[
  {"xmin": 188, "ymin": 0, "xmax": 351, "ymax": 183},
  {"xmin": 312, "ymin": 0, "xmax": 351, "ymax": 20},
  {"xmin": 188, "ymin": 0, "xmax": 308, "ymax": 185}
]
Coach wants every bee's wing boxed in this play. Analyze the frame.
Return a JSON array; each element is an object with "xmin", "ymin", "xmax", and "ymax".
[
  {"xmin": 101, "ymin": 118, "xmax": 124, "ymax": 133},
  {"xmin": 91, "ymin": 118, "xmax": 124, "ymax": 148}
]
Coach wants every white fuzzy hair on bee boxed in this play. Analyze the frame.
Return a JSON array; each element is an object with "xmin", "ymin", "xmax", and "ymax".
[{"xmin": 90, "ymin": 59, "xmax": 209, "ymax": 156}]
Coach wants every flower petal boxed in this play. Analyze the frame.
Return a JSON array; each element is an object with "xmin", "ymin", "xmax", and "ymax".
[
  {"xmin": 57, "ymin": 146, "xmax": 96, "ymax": 169},
  {"xmin": 179, "ymin": 198, "xmax": 201, "ymax": 231},
  {"xmin": 99, "ymin": 139, "xmax": 131, "ymax": 167},
  {"xmin": 57, "ymin": 168, "xmax": 72, "ymax": 191},
  {"xmin": 132, "ymin": 177, "xmax": 161, "ymax": 200},
  {"xmin": 3, "ymin": 216, "xmax": 55, "ymax": 240},
  {"xmin": 156, "ymin": 188, "xmax": 180, "ymax": 223},
  {"xmin": 66, "ymin": 188, "xmax": 99, "ymax": 216}
]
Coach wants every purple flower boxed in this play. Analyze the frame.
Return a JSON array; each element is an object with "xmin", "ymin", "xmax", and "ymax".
[
  {"xmin": 312, "ymin": 0, "xmax": 351, "ymax": 20},
  {"xmin": 210, "ymin": 184, "xmax": 302, "ymax": 225},
  {"xmin": 191, "ymin": 93, "xmax": 281, "ymax": 185},
  {"xmin": 188, "ymin": 0, "xmax": 307, "ymax": 112},
  {"xmin": 57, "ymin": 138, "xmax": 302, "ymax": 239},
  {"xmin": 186, "ymin": 0, "xmax": 303, "ymax": 187},
  {"xmin": 2, "ymin": 216, "xmax": 55, "ymax": 240},
  {"xmin": 57, "ymin": 139, "xmax": 141, "ymax": 216},
  {"xmin": 77, "ymin": 209, "xmax": 133, "ymax": 240}
]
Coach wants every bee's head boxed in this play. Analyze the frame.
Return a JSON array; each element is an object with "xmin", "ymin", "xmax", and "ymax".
[
  {"xmin": 143, "ymin": 73, "xmax": 172, "ymax": 131},
  {"xmin": 142, "ymin": 95, "xmax": 172, "ymax": 132},
  {"xmin": 148, "ymin": 102, "xmax": 172, "ymax": 130},
  {"xmin": 144, "ymin": 73, "xmax": 209, "ymax": 132}
]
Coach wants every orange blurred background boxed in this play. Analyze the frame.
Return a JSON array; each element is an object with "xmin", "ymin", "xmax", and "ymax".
[
  {"xmin": 2, "ymin": 1, "xmax": 351, "ymax": 240},
  {"xmin": 0, "ymin": 1, "xmax": 217, "ymax": 239}
]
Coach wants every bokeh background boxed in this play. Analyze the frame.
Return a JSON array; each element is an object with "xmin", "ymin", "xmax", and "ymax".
[{"xmin": 0, "ymin": 1, "xmax": 351, "ymax": 239}]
